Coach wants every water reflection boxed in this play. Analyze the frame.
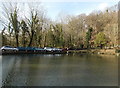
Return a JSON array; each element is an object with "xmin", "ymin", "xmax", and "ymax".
[
  {"xmin": 2, "ymin": 54, "xmax": 118, "ymax": 86},
  {"xmin": 0, "ymin": 56, "xmax": 2, "ymax": 87}
]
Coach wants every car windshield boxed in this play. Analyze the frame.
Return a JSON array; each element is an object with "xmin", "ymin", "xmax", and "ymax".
[{"xmin": 4, "ymin": 46, "xmax": 13, "ymax": 48}]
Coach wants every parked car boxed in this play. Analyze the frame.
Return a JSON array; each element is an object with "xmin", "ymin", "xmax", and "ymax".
[
  {"xmin": 17, "ymin": 47, "xmax": 26, "ymax": 51},
  {"xmin": 44, "ymin": 47, "xmax": 53, "ymax": 51},
  {"xmin": 25, "ymin": 47, "xmax": 35, "ymax": 51},
  {"xmin": 0, "ymin": 46, "xmax": 18, "ymax": 51},
  {"xmin": 52, "ymin": 48, "xmax": 62, "ymax": 51},
  {"xmin": 44, "ymin": 47, "xmax": 62, "ymax": 52},
  {"xmin": 17, "ymin": 47, "xmax": 36, "ymax": 51},
  {"xmin": 34, "ymin": 48, "xmax": 45, "ymax": 51}
]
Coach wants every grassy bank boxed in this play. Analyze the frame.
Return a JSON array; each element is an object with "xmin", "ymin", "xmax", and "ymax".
[{"xmin": 68, "ymin": 49, "xmax": 120, "ymax": 56}]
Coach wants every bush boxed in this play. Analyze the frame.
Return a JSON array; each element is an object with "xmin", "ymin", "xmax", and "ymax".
[{"xmin": 115, "ymin": 49, "xmax": 120, "ymax": 53}]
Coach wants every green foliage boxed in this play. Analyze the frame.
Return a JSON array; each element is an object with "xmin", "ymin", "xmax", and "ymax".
[
  {"xmin": 10, "ymin": 8, "xmax": 19, "ymax": 47},
  {"xmin": 21, "ymin": 20, "xmax": 28, "ymax": 47},
  {"xmin": 115, "ymin": 49, "xmax": 120, "ymax": 53},
  {"xmin": 86, "ymin": 27, "xmax": 93, "ymax": 48},
  {"xmin": 1, "ymin": 28, "xmax": 8, "ymax": 46},
  {"xmin": 28, "ymin": 11, "xmax": 40, "ymax": 47},
  {"xmin": 94, "ymin": 32, "xmax": 107, "ymax": 48},
  {"xmin": 1, "ymin": 4, "xmax": 117, "ymax": 49},
  {"xmin": 46, "ymin": 24, "xmax": 64, "ymax": 48}
]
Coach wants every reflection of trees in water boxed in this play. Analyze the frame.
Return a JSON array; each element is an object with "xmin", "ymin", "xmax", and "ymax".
[
  {"xmin": 24, "ymin": 54, "xmax": 65, "ymax": 86},
  {"xmin": 2, "ymin": 56, "xmax": 17, "ymax": 86},
  {"xmin": 2, "ymin": 54, "xmax": 118, "ymax": 86},
  {"xmin": 24, "ymin": 55, "xmax": 41, "ymax": 86},
  {"xmin": 0, "ymin": 57, "xmax": 2, "ymax": 87},
  {"xmin": 2, "ymin": 55, "xmax": 29, "ymax": 86},
  {"xmin": 3, "ymin": 54, "xmax": 64, "ymax": 86}
]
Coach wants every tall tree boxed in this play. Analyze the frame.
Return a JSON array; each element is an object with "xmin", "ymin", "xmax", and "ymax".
[
  {"xmin": 1, "ymin": 27, "xmax": 7, "ymax": 46},
  {"xmin": 21, "ymin": 20, "xmax": 28, "ymax": 47},
  {"xmin": 28, "ymin": 11, "xmax": 39, "ymax": 47},
  {"xmin": 86, "ymin": 27, "xmax": 93, "ymax": 48},
  {"xmin": 10, "ymin": 8, "xmax": 20, "ymax": 47}
]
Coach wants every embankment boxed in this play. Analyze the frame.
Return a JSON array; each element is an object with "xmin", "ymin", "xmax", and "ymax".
[{"xmin": 68, "ymin": 49, "xmax": 120, "ymax": 56}]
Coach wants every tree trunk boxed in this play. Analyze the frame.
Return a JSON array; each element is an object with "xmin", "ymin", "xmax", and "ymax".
[
  {"xmin": 44, "ymin": 35, "xmax": 47, "ymax": 47},
  {"xmin": 23, "ymin": 34, "xmax": 25, "ymax": 47},
  {"xmin": 16, "ymin": 34, "xmax": 19, "ymax": 47},
  {"xmin": 28, "ymin": 30, "xmax": 34, "ymax": 47}
]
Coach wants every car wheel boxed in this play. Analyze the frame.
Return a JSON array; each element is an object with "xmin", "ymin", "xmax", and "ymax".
[{"xmin": 2, "ymin": 49, "xmax": 6, "ymax": 51}]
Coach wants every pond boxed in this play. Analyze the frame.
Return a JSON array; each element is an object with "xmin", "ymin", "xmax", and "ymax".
[{"xmin": 1, "ymin": 54, "xmax": 118, "ymax": 86}]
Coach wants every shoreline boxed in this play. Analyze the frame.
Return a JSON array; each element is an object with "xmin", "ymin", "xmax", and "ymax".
[
  {"xmin": 0, "ymin": 49, "xmax": 120, "ymax": 56},
  {"xmin": 68, "ymin": 49, "xmax": 120, "ymax": 56},
  {"xmin": 0, "ymin": 50, "xmax": 67, "ymax": 55}
]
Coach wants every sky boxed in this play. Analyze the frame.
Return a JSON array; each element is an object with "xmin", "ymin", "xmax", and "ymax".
[
  {"xmin": 42, "ymin": 2, "xmax": 118, "ymax": 20},
  {"xmin": 0, "ymin": 0, "xmax": 119, "ymax": 29}
]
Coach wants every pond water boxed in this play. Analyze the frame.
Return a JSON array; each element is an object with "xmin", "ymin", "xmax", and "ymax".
[{"xmin": 1, "ymin": 54, "xmax": 118, "ymax": 86}]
